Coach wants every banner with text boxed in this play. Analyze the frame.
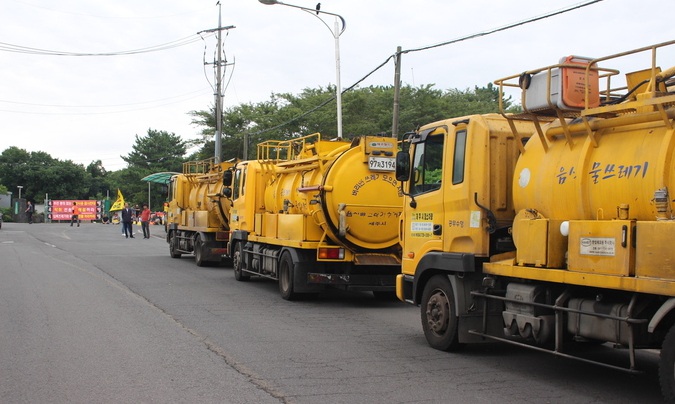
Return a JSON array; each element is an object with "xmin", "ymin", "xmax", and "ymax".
[{"xmin": 47, "ymin": 200, "xmax": 102, "ymax": 221}]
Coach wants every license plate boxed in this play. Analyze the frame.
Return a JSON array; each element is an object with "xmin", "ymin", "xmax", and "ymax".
[{"xmin": 368, "ymin": 157, "xmax": 396, "ymax": 172}]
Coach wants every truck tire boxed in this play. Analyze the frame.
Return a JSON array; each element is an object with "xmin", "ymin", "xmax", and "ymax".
[
  {"xmin": 278, "ymin": 252, "xmax": 298, "ymax": 301},
  {"xmin": 194, "ymin": 236, "xmax": 206, "ymax": 267},
  {"xmin": 660, "ymin": 324, "xmax": 675, "ymax": 401},
  {"xmin": 169, "ymin": 232, "xmax": 182, "ymax": 258},
  {"xmin": 233, "ymin": 242, "xmax": 249, "ymax": 281},
  {"xmin": 421, "ymin": 274, "xmax": 461, "ymax": 351}
]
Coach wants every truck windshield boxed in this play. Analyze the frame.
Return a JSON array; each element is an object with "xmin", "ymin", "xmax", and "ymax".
[{"xmin": 411, "ymin": 133, "xmax": 444, "ymax": 196}]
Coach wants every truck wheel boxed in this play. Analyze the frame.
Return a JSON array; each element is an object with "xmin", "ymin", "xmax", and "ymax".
[
  {"xmin": 278, "ymin": 252, "xmax": 298, "ymax": 301},
  {"xmin": 169, "ymin": 232, "xmax": 181, "ymax": 258},
  {"xmin": 194, "ymin": 236, "xmax": 206, "ymax": 267},
  {"xmin": 660, "ymin": 324, "xmax": 675, "ymax": 401},
  {"xmin": 421, "ymin": 274, "xmax": 461, "ymax": 351},
  {"xmin": 233, "ymin": 242, "xmax": 249, "ymax": 281}
]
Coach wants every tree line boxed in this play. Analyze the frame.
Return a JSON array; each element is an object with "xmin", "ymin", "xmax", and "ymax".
[{"xmin": 0, "ymin": 83, "xmax": 518, "ymax": 211}]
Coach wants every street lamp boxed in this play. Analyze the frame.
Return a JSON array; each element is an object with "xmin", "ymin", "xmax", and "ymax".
[
  {"xmin": 17, "ymin": 185, "xmax": 23, "ymax": 200},
  {"xmin": 259, "ymin": 0, "xmax": 346, "ymax": 139}
]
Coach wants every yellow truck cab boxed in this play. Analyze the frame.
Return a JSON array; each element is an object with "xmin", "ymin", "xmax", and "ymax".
[{"xmin": 396, "ymin": 114, "xmax": 535, "ymax": 343}]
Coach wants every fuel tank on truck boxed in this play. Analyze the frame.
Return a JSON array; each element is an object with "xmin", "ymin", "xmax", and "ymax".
[
  {"xmin": 513, "ymin": 118, "xmax": 675, "ymax": 221},
  {"xmin": 262, "ymin": 134, "xmax": 402, "ymax": 251}
]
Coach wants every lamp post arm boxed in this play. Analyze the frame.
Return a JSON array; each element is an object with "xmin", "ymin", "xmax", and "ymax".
[
  {"xmin": 316, "ymin": 10, "xmax": 346, "ymax": 36},
  {"xmin": 271, "ymin": 1, "xmax": 345, "ymax": 36},
  {"xmin": 302, "ymin": 9, "xmax": 346, "ymax": 38}
]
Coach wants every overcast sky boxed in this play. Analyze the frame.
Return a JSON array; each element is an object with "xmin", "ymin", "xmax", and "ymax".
[{"xmin": 1, "ymin": 0, "xmax": 674, "ymax": 171}]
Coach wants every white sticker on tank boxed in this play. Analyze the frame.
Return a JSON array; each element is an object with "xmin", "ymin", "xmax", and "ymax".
[
  {"xmin": 518, "ymin": 168, "xmax": 531, "ymax": 188},
  {"xmin": 470, "ymin": 211, "xmax": 481, "ymax": 228}
]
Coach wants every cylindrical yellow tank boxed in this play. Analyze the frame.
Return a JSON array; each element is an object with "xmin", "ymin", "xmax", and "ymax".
[
  {"xmin": 175, "ymin": 161, "xmax": 233, "ymax": 229},
  {"xmin": 263, "ymin": 136, "xmax": 402, "ymax": 250},
  {"xmin": 513, "ymin": 118, "xmax": 675, "ymax": 220},
  {"xmin": 186, "ymin": 176, "xmax": 221, "ymax": 212}
]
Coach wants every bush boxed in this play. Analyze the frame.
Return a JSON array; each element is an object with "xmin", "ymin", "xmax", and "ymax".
[{"xmin": 0, "ymin": 207, "xmax": 12, "ymax": 222}]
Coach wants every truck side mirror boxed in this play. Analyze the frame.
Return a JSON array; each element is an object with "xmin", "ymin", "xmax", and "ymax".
[
  {"xmin": 223, "ymin": 170, "xmax": 233, "ymax": 186},
  {"xmin": 395, "ymin": 151, "xmax": 410, "ymax": 182}
]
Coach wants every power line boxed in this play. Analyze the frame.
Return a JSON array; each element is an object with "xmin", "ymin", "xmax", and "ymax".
[
  {"xmin": 403, "ymin": 0, "xmax": 603, "ymax": 55},
  {"xmin": 243, "ymin": 0, "xmax": 603, "ymax": 138},
  {"xmin": 0, "ymin": 88, "xmax": 210, "ymax": 109},
  {"xmin": 15, "ymin": 1, "xmax": 212, "ymax": 20},
  {"xmin": 0, "ymin": 32, "xmax": 215, "ymax": 56},
  {"xmin": 0, "ymin": 88, "xmax": 212, "ymax": 115},
  {"xmin": 246, "ymin": 55, "xmax": 395, "ymax": 137}
]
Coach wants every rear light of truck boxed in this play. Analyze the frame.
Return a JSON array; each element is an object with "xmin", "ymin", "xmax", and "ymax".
[{"xmin": 318, "ymin": 248, "xmax": 344, "ymax": 260}]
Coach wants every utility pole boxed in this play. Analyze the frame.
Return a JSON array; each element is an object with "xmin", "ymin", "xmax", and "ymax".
[
  {"xmin": 201, "ymin": 2, "xmax": 235, "ymax": 164},
  {"xmin": 391, "ymin": 46, "xmax": 402, "ymax": 138},
  {"xmin": 214, "ymin": 3, "xmax": 224, "ymax": 164}
]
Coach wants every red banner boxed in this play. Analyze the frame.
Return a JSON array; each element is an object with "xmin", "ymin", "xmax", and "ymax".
[{"xmin": 47, "ymin": 200, "xmax": 102, "ymax": 221}]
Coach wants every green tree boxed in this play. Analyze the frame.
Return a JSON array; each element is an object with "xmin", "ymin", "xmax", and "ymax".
[
  {"xmin": 0, "ymin": 82, "xmax": 517, "ymax": 209},
  {"xmin": 85, "ymin": 160, "xmax": 114, "ymax": 201},
  {"xmin": 122, "ymin": 129, "xmax": 187, "ymax": 173},
  {"xmin": 118, "ymin": 129, "xmax": 187, "ymax": 210},
  {"xmin": 0, "ymin": 147, "xmax": 30, "ymax": 197},
  {"xmin": 0, "ymin": 147, "xmax": 90, "ymax": 202},
  {"xmin": 189, "ymin": 83, "xmax": 515, "ymax": 161},
  {"xmin": 43, "ymin": 160, "xmax": 90, "ymax": 200}
]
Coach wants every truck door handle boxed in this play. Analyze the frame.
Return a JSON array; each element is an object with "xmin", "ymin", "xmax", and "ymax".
[{"xmin": 433, "ymin": 224, "xmax": 442, "ymax": 236}]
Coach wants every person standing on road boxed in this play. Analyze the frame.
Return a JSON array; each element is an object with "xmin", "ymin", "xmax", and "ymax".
[
  {"xmin": 121, "ymin": 203, "xmax": 135, "ymax": 238},
  {"xmin": 25, "ymin": 201, "xmax": 34, "ymax": 224},
  {"xmin": 70, "ymin": 202, "xmax": 80, "ymax": 227},
  {"xmin": 133, "ymin": 204, "xmax": 141, "ymax": 225},
  {"xmin": 140, "ymin": 203, "xmax": 151, "ymax": 239}
]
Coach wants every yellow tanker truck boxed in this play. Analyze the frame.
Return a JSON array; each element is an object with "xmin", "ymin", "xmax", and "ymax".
[
  {"xmin": 166, "ymin": 159, "xmax": 236, "ymax": 266},
  {"xmin": 394, "ymin": 40, "xmax": 675, "ymax": 400},
  {"xmin": 224, "ymin": 133, "xmax": 402, "ymax": 300}
]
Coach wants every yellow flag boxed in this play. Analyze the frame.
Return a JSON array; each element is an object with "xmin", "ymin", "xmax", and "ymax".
[{"xmin": 110, "ymin": 189, "xmax": 125, "ymax": 211}]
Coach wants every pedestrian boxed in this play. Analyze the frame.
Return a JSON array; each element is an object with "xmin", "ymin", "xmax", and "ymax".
[
  {"xmin": 133, "ymin": 204, "xmax": 141, "ymax": 224},
  {"xmin": 115, "ymin": 213, "xmax": 124, "ymax": 235},
  {"xmin": 121, "ymin": 202, "xmax": 135, "ymax": 238},
  {"xmin": 140, "ymin": 203, "xmax": 151, "ymax": 239},
  {"xmin": 25, "ymin": 201, "xmax": 34, "ymax": 224},
  {"xmin": 70, "ymin": 202, "xmax": 80, "ymax": 227}
]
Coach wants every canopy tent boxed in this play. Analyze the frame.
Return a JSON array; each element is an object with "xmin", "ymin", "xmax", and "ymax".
[
  {"xmin": 140, "ymin": 172, "xmax": 179, "ymax": 211},
  {"xmin": 141, "ymin": 172, "xmax": 179, "ymax": 185}
]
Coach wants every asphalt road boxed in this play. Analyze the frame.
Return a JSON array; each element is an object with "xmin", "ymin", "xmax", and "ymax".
[{"xmin": 0, "ymin": 222, "xmax": 664, "ymax": 403}]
